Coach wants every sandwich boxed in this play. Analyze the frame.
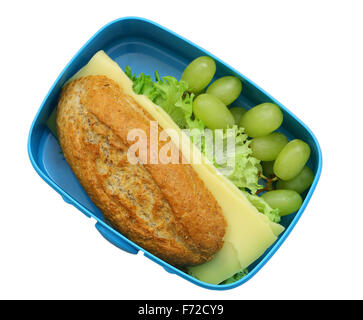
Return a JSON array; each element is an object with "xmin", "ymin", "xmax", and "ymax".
[{"xmin": 55, "ymin": 50, "xmax": 285, "ymax": 285}]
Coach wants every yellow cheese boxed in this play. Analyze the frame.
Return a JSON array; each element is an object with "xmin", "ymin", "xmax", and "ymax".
[
  {"xmin": 189, "ymin": 242, "xmax": 242, "ymax": 284},
  {"xmin": 68, "ymin": 51, "xmax": 285, "ymax": 284}
]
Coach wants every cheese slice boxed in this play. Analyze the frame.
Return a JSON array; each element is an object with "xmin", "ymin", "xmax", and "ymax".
[{"xmin": 68, "ymin": 51, "xmax": 285, "ymax": 284}]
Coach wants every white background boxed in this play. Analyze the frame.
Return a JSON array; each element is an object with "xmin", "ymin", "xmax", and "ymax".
[{"xmin": 1, "ymin": 0, "xmax": 362, "ymax": 300}]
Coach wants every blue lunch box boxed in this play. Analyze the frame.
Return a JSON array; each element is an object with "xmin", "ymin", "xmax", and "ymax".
[{"xmin": 27, "ymin": 17, "xmax": 322, "ymax": 290}]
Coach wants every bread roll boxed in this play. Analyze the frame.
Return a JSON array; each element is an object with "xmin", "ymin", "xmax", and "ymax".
[{"xmin": 56, "ymin": 75, "xmax": 226, "ymax": 266}]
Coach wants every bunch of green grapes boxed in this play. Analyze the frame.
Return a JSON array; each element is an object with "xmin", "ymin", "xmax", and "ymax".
[
  {"xmin": 181, "ymin": 56, "xmax": 242, "ymax": 129},
  {"xmin": 181, "ymin": 56, "xmax": 315, "ymax": 217},
  {"xmin": 245, "ymin": 108, "xmax": 314, "ymax": 216}
]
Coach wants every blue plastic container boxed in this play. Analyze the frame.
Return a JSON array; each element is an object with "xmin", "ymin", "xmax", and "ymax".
[{"xmin": 28, "ymin": 17, "xmax": 322, "ymax": 290}]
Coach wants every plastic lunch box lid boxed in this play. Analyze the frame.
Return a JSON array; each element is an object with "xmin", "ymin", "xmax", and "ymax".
[{"xmin": 27, "ymin": 16, "xmax": 323, "ymax": 290}]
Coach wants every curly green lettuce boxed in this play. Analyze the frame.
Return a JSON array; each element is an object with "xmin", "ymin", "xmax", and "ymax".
[
  {"xmin": 125, "ymin": 67, "xmax": 204, "ymax": 130},
  {"xmin": 242, "ymin": 191, "xmax": 281, "ymax": 223},
  {"xmin": 220, "ymin": 268, "xmax": 249, "ymax": 285},
  {"xmin": 213, "ymin": 126, "xmax": 262, "ymax": 194}
]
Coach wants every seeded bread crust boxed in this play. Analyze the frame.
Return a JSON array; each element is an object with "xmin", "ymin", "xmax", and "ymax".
[{"xmin": 56, "ymin": 75, "xmax": 226, "ymax": 266}]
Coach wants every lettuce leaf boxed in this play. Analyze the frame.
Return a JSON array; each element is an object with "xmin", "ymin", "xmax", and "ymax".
[
  {"xmin": 210, "ymin": 126, "xmax": 262, "ymax": 194},
  {"xmin": 220, "ymin": 268, "xmax": 249, "ymax": 285},
  {"xmin": 125, "ymin": 68, "xmax": 203, "ymax": 130},
  {"xmin": 242, "ymin": 191, "xmax": 281, "ymax": 223}
]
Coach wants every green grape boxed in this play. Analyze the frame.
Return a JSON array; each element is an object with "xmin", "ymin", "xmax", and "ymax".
[
  {"xmin": 261, "ymin": 190, "xmax": 303, "ymax": 216},
  {"xmin": 239, "ymin": 103, "xmax": 283, "ymax": 137},
  {"xmin": 206, "ymin": 76, "xmax": 242, "ymax": 105},
  {"xmin": 273, "ymin": 139, "xmax": 311, "ymax": 180},
  {"xmin": 276, "ymin": 166, "xmax": 314, "ymax": 194},
  {"xmin": 193, "ymin": 94, "xmax": 235, "ymax": 129},
  {"xmin": 261, "ymin": 161, "xmax": 275, "ymax": 178},
  {"xmin": 250, "ymin": 132, "xmax": 288, "ymax": 161},
  {"xmin": 181, "ymin": 56, "xmax": 216, "ymax": 94},
  {"xmin": 229, "ymin": 107, "xmax": 247, "ymax": 124}
]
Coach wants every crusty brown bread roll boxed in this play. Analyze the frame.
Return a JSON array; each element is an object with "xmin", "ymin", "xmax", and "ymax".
[{"xmin": 56, "ymin": 75, "xmax": 226, "ymax": 266}]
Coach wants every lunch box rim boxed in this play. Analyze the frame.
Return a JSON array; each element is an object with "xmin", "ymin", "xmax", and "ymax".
[{"xmin": 27, "ymin": 16, "xmax": 323, "ymax": 290}]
